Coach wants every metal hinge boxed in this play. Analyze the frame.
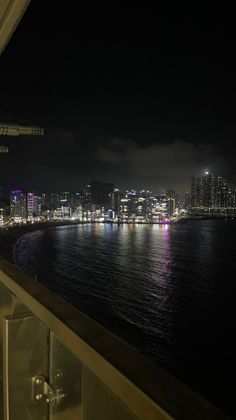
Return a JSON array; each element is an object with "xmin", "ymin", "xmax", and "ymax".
[{"xmin": 32, "ymin": 374, "xmax": 67, "ymax": 405}]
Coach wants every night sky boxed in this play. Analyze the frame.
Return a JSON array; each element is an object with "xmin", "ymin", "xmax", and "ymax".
[{"xmin": 0, "ymin": 5, "xmax": 236, "ymax": 194}]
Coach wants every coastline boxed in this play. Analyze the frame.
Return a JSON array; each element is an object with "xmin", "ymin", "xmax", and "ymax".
[
  {"xmin": 0, "ymin": 220, "xmax": 80, "ymax": 261},
  {"xmin": 1, "ymin": 216, "xmax": 234, "ymax": 262},
  {"xmin": 0, "ymin": 219, "xmax": 170, "ymax": 260}
]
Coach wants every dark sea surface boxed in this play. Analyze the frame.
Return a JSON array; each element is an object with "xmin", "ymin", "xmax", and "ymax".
[{"xmin": 12, "ymin": 220, "xmax": 236, "ymax": 415}]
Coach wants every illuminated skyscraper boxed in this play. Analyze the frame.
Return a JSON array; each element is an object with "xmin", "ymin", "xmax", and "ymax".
[
  {"xmin": 10, "ymin": 190, "xmax": 26, "ymax": 222},
  {"xmin": 191, "ymin": 176, "xmax": 203, "ymax": 207},
  {"xmin": 27, "ymin": 192, "xmax": 34, "ymax": 220},
  {"xmin": 191, "ymin": 173, "xmax": 236, "ymax": 208},
  {"xmin": 184, "ymin": 191, "xmax": 191, "ymax": 209},
  {"xmin": 167, "ymin": 198, "xmax": 176, "ymax": 216},
  {"xmin": 0, "ymin": 207, "xmax": 3, "ymax": 225},
  {"xmin": 110, "ymin": 189, "xmax": 122, "ymax": 215}
]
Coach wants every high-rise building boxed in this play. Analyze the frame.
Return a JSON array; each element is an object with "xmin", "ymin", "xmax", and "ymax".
[
  {"xmin": 90, "ymin": 181, "xmax": 114, "ymax": 210},
  {"xmin": 202, "ymin": 173, "xmax": 217, "ymax": 207},
  {"xmin": 192, "ymin": 173, "xmax": 219, "ymax": 207},
  {"xmin": 69, "ymin": 192, "xmax": 82, "ymax": 208},
  {"xmin": 167, "ymin": 198, "xmax": 175, "ymax": 216},
  {"xmin": 191, "ymin": 176, "xmax": 203, "ymax": 207},
  {"xmin": 166, "ymin": 189, "xmax": 180, "ymax": 208},
  {"xmin": 226, "ymin": 184, "xmax": 236, "ymax": 207},
  {"xmin": 138, "ymin": 190, "xmax": 152, "ymax": 198},
  {"xmin": 34, "ymin": 194, "xmax": 42, "ymax": 217},
  {"xmin": 166, "ymin": 189, "xmax": 175, "ymax": 199},
  {"xmin": 27, "ymin": 192, "xmax": 34, "ymax": 220},
  {"xmin": 83, "ymin": 185, "xmax": 91, "ymax": 202},
  {"xmin": 41, "ymin": 193, "xmax": 47, "ymax": 210},
  {"xmin": 110, "ymin": 189, "xmax": 122, "ymax": 215},
  {"xmin": 0, "ymin": 207, "xmax": 3, "ymax": 225},
  {"xmin": 120, "ymin": 197, "xmax": 131, "ymax": 221},
  {"xmin": 82, "ymin": 185, "xmax": 91, "ymax": 210},
  {"xmin": 10, "ymin": 190, "xmax": 26, "ymax": 222},
  {"xmin": 184, "ymin": 191, "xmax": 191, "ymax": 209},
  {"xmin": 0, "ymin": 197, "xmax": 9, "ymax": 223},
  {"xmin": 59, "ymin": 192, "xmax": 70, "ymax": 207},
  {"xmin": 191, "ymin": 173, "xmax": 236, "ymax": 208},
  {"xmin": 50, "ymin": 193, "xmax": 60, "ymax": 210}
]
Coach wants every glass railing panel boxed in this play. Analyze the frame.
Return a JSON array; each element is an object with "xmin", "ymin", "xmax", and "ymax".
[
  {"xmin": 0, "ymin": 282, "xmax": 12, "ymax": 420},
  {"xmin": 49, "ymin": 331, "xmax": 140, "ymax": 420},
  {"xmin": 50, "ymin": 332, "xmax": 83, "ymax": 420},
  {"xmin": 0, "ymin": 288, "xmax": 156, "ymax": 420},
  {"xmin": 0, "ymin": 282, "xmax": 12, "ymax": 353},
  {"xmin": 3, "ymin": 312, "xmax": 49, "ymax": 420},
  {"xmin": 83, "ymin": 365, "xmax": 138, "ymax": 420}
]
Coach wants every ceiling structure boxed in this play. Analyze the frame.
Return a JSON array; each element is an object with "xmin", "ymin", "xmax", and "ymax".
[
  {"xmin": 0, "ymin": 1, "xmax": 44, "ymax": 152},
  {"xmin": 0, "ymin": 0, "xmax": 30, "ymax": 55}
]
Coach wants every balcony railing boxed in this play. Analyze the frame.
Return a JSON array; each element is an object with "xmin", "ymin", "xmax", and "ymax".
[{"xmin": 0, "ymin": 257, "xmax": 229, "ymax": 419}]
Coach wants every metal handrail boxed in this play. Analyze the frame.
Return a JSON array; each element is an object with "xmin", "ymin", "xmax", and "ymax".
[{"xmin": 0, "ymin": 258, "xmax": 230, "ymax": 419}]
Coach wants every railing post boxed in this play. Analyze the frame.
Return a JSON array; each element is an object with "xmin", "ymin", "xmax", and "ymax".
[{"xmin": 3, "ymin": 313, "xmax": 49, "ymax": 420}]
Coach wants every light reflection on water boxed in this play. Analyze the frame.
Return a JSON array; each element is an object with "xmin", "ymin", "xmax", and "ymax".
[{"xmin": 12, "ymin": 220, "xmax": 236, "ymax": 414}]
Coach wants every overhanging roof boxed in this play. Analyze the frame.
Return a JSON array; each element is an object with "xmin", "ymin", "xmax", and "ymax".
[{"xmin": 0, "ymin": 0, "xmax": 30, "ymax": 55}]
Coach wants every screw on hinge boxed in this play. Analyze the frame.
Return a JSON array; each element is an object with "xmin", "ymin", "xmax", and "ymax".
[{"xmin": 32, "ymin": 374, "xmax": 66, "ymax": 405}]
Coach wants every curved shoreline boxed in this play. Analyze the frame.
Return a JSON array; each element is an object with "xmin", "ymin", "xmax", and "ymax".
[
  {"xmin": 1, "ymin": 217, "xmax": 233, "ymax": 262},
  {"xmin": 0, "ymin": 220, "xmax": 81, "ymax": 261},
  {"xmin": 0, "ymin": 219, "xmax": 171, "ymax": 261}
]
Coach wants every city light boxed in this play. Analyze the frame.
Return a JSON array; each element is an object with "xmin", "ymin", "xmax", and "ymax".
[{"xmin": 1, "ymin": 173, "xmax": 236, "ymax": 230}]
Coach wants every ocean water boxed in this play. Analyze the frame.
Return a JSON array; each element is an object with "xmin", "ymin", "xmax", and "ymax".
[{"xmin": 12, "ymin": 220, "xmax": 236, "ymax": 415}]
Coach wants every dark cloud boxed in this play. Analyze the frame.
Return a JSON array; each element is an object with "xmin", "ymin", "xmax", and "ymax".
[
  {"xmin": 0, "ymin": 128, "xmax": 228, "ymax": 195},
  {"xmin": 97, "ymin": 139, "xmax": 224, "ymax": 194}
]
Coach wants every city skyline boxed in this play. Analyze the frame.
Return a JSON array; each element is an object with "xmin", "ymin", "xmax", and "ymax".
[
  {"xmin": 1, "ymin": 6, "xmax": 236, "ymax": 193},
  {"xmin": 1, "ymin": 172, "xmax": 236, "ymax": 228}
]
